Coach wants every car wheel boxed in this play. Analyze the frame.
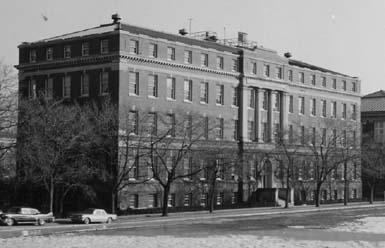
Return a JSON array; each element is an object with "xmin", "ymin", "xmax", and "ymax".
[
  {"xmin": 5, "ymin": 218, "xmax": 15, "ymax": 226},
  {"xmin": 106, "ymin": 217, "xmax": 113, "ymax": 224},
  {"xmin": 83, "ymin": 218, "xmax": 91, "ymax": 225},
  {"xmin": 37, "ymin": 219, "xmax": 45, "ymax": 226}
]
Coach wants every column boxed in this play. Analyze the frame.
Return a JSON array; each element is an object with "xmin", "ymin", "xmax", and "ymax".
[
  {"xmin": 280, "ymin": 91, "xmax": 288, "ymax": 140},
  {"xmin": 240, "ymin": 85, "xmax": 249, "ymax": 143},
  {"xmin": 255, "ymin": 88, "xmax": 261, "ymax": 142},
  {"xmin": 268, "ymin": 90, "xmax": 274, "ymax": 143}
]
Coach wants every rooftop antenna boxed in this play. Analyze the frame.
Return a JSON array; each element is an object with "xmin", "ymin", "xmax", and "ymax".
[
  {"xmin": 223, "ymin": 27, "xmax": 226, "ymax": 44},
  {"xmin": 188, "ymin": 18, "xmax": 193, "ymax": 34}
]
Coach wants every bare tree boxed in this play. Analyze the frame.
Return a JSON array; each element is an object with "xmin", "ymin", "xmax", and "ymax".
[
  {"xmin": 361, "ymin": 137, "xmax": 385, "ymax": 204},
  {"xmin": 147, "ymin": 111, "xmax": 214, "ymax": 216}
]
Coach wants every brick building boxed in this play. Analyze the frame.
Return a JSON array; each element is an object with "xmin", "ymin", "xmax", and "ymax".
[{"xmin": 16, "ymin": 15, "xmax": 362, "ymax": 211}]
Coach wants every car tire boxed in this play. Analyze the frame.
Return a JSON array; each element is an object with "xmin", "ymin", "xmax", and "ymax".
[
  {"xmin": 83, "ymin": 218, "xmax": 91, "ymax": 225},
  {"xmin": 106, "ymin": 217, "xmax": 113, "ymax": 224},
  {"xmin": 5, "ymin": 218, "xmax": 15, "ymax": 226},
  {"xmin": 37, "ymin": 219, "xmax": 45, "ymax": 226}
]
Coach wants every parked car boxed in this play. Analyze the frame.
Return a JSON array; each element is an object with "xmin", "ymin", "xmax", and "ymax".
[
  {"xmin": 69, "ymin": 208, "xmax": 117, "ymax": 224},
  {"xmin": 0, "ymin": 207, "xmax": 53, "ymax": 226}
]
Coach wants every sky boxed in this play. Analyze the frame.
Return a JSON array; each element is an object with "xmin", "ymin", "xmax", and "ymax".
[{"xmin": 1, "ymin": 0, "xmax": 384, "ymax": 95}]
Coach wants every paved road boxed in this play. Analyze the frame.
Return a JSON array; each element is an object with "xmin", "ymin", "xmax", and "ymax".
[{"xmin": 1, "ymin": 202, "xmax": 384, "ymax": 239}]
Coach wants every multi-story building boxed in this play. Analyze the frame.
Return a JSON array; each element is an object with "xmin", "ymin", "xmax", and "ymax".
[{"xmin": 16, "ymin": 14, "xmax": 362, "ymax": 211}]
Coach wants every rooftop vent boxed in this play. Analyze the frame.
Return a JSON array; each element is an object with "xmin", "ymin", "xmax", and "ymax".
[
  {"xmin": 179, "ymin": 28, "xmax": 188, "ymax": 36},
  {"xmin": 238, "ymin": 32, "xmax": 248, "ymax": 43},
  {"xmin": 112, "ymin": 13, "xmax": 121, "ymax": 24},
  {"xmin": 284, "ymin": 52, "xmax": 292, "ymax": 58}
]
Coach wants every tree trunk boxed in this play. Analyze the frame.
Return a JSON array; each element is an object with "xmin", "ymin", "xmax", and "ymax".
[
  {"xmin": 49, "ymin": 177, "xmax": 54, "ymax": 213},
  {"xmin": 370, "ymin": 185, "xmax": 374, "ymax": 204},
  {"xmin": 285, "ymin": 164, "xmax": 290, "ymax": 208},
  {"xmin": 343, "ymin": 162, "xmax": 348, "ymax": 206},
  {"xmin": 162, "ymin": 184, "xmax": 170, "ymax": 217},
  {"xmin": 315, "ymin": 184, "xmax": 321, "ymax": 207},
  {"xmin": 111, "ymin": 191, "xmax": 116, "ymax": 214},
  {"xmin": 209, "ymin": 177, "xmax": 217, "ymax": 213}
]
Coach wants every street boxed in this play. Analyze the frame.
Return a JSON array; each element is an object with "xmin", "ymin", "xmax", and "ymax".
[{"xmin": 1, "ymin": 203, "xmax": 385, "ymax": 247}]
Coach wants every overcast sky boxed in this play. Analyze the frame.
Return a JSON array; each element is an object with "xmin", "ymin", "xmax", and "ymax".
[{"xmin": 1, "ymin": 0, "xmax": 384, "ymax": 94}]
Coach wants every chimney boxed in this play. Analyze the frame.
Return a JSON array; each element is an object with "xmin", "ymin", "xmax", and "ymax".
[
  {"xmin": 284, "ymin": 52, "xmax": 292, "ymax": 58},
  {"xmin": 112, "ymin": 13, "xmax": 121, "ymax": 24},
  {"xmin": 238, "ymin": 32, "xmax": 248, "ymax": 43}
]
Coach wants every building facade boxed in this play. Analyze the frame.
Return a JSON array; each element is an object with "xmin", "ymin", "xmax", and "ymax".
[{"xmin": 16, "ymin": 15, "xmax": 362, "ymax": 211}]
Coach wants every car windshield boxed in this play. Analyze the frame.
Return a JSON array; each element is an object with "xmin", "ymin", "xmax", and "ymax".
[
  {"xmin": 84, "ymin": 208, "xmax": 95, "ymax": 214},
  {"xmin": 7, "ymin": 207, "xmax": 21, "ymax": 214}
]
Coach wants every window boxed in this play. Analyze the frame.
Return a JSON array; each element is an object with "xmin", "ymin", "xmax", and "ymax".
[
  {"xmin": 201, "ymin": 53, "xmax": 208, "ymax": 67},
  {"xmin": 342, "ymin": 80, "xmax": 346, "ymax": 91},
  {"xmin": 184, "ymin": 79, "xmax": 193, "ymax": 101},
  {"xmin": 183, "ymin": 158, "xmax": 193, "ymax": 179},
  {"xmin": 352, "ymin": 82, "xmax": 357, "ymax": 92},
  {"xmin": 289, "ymin": 125, "xmax": 293, "ymax": 143},
  {"xmin": 184, "ymin": 50, "xmax": 192, "ymax": 64},
  {"xmin": 80, "ymin": 73, "xmax": 89, "ymax": 97},
  {"xmin": 217, "ymin": 56, "xmax": 224, "ymax": 69},
  {"xmin": 167, "ymin": 77, "xmax": 176, "ymax": 100},
  {"xmin": 149, "ymin": 43, "xmax": 158, "ymax": 58},
  {"xmin": 232, "ymin": 59, "xmax": 238, "ymax": 71},
  {"xmin": 233, "ymin": 119, "xmax": 239, "ymax": 140},
  {"xmin": 310, "ymin": 98, "xmax": 316, "ymax": 116},
  {"xmin": 332, "ymin": 129, "xmax": 337, "ymax": 147},
  {"xmin": 128, "ymin": 111, "xmax": 138, "ymax": 135},
  {"xmin": 262, "ymin": 122, "xmax": 268, "ymax": 142},
  {"xmin": 351, "ymin": 104, "xmax": 357, "ymax": 120},
  {"xmin": 321, "ymin": 100, "xmax": 327, "ymax": 117},
  {"xmin": 276, "ymin": 67, "xmax": 283, "ymax": 79},
  {"xmin": 216, "ymin": 192, "xmax": 224, "ymax": 206},
  {"xmin": 64, "ymin": 45, "xmax": 71, "ymax": 58},
  {"xmin": 248, "ymin": 120, "xmax": 255, "ymax": 141},
  {"xmin": 274, "ymin": 123, "xmax": 280, "ymax": 143},
  {"xmin": 263, "ymin": 64, "xmax": 270, "ymax": 77},
  {"xmin": 289, "ymin": 95, "xmax": 294, "ymax": 113},
  {"xmin": 148, "ymin": 194, "xmax": 158, "ymax": 208},
  {"xmin": 129, "ymin": 194, "xmax": 139, "ymax": 208},
  {"xmin": 299, "ymin": 97, "xmax": 305, "ymax": 115},
  {"xmin": 200, "ymin": 82, "xmax": 208, "ymax": 103},
  {"xmin": 311, "ymin": 74, "xmax": 316, "ymax": 85},
  {"xmin": 44, "ymin": 78, "xmax": 53, "ymax": 99},
  {"xmin": 129, "ymin": 40, "xmax": 139, "ymax": 54},
  {"xmin": 200, "ymin": 193, "xmax": 208, "ymax": 207},
  {"xmin": 101, "ymin": 39, "xmax": 109, "ymax": 54},
  {"xmin": 332, "ymin": 78, "xmax": 337, "ymax": 89},
  {"xmin": 342, "ymin": 103, "xmax": 346, "ymax": 119},
  {"xmin": 311, "ymin": 127, "xmax": 316, "ymax": 145},
  {"xmin": 46, "ymin": 47, "xmax": 53, "ymax": 60},
  {"xmin": 333, "ymin": 190, "xmax": 338, "ymax": 200},
  {"xmin": 248, "ymin": 89, "xmax": 255, "ymax": 108},
  {"xmin": 232, "ymin": 87, "xmax": 239, "ymax": 106},
  {"xmin": 82, "ymin": 42, "xmax": 89, "ymax": 56},
  {"xmin": 322, "ymin": 77, "xmax": 326, "ymax": 87},
  {"xmin": 168, "ymin": 194, "xmax": 176, "ymax": 207},
  {"xmin": 353, "ymin": 163, "xmax": 358, "ymax": 180},
  {"xmin": 321, "ymin": 128, "xmax": 327, "ymax": 145},
  {"xmin": 216, "ymin": 84, "xmax": 224, "ymax": 105},
  {"xmin": 288, "ymin": 70, "xmax": 293, "ymax": 82},
  {"xmin": 129, "ymin": 71, "xmax": 139, "ymax": 95},
  {"xmin": 299, "ymin": 72, "xmax": 304, "ymax": 83},
  {"xmin": 252, "ymin": 62, "xmax": 257, "ymax": 74},
  {"xmin": 342, "ymin": 130, "xmax": 347, "ymax": 147},
  {"xmin": 351, "ymin": 189, "xmax": 357, "ymax": 199},
  {"xmin": 63, "ymin": 75, "xmax": 71, "ymax": 98},
  {"xmin": 29, "ymin": 49, "xmax": 36, "ymax": 62},
  {"xmin": 273, "ymin": 92, "xmax": 280, "ymax": 111},
  {"xmin": 100, "ymin": 71, "xmax": 109, "ymax": 95},
  {"xmin": 184, "ymin": 193, "xmax": 192, "ymax": 207},
  {"xmin": 203, "ymin": 116, "xmax": 209, "ymax": 140},
  {"xmin": 167, "ymin": 47, "xmax": 175, "ymax": 60},
  {"xmin": 28, "ymin": 79, "xmax": 36, "ymax": 98},
  {"xmin": 331, "ymin": 101, "xmax": 337, "ymax": 118},
  {"xmin": 148, "ymin": 112, "xmax": 157, "ymax": 136},
  {"xmin": 300, "ymin": 126, "xmax": 305, "ymax": 144},
  {"xmin": 216, "ymin": 118, "xmax": 224, "ymax": 140},
  {"xmin": 262, "ymin": 91, "xmax": 268, "ymax": 110},
  {"xmin": 129, "ymin": 156, "xmax": 139, "ymax": 179},
  {"xmin": 148, "ymin": 74, "xmax": 158, "ymax": 97},
  {"xmin": 232, "ymin": 192, "xmax": 237, "ymax": 204},
  {"xmin": 168, "ymin": 114, "xmax": 176, "ymax": 137}
]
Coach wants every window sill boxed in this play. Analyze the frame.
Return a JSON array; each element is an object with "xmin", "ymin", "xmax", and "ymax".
[
  {"xmin": 231, "ymin": 105, "xmax": 239, "ymax": 108},
  {"xmin": 200, "ymin": 101, "xmax": 208, "ymax": 105},
  {"xmin": 216, "ymin": 103, "xmax": 224, "ymax": 107},
  {"xmin": 129, "ymin": 93, "xmax": 139, "ymax": 97},
  {"xmin": 167, "ymin": 98, "xmax": 176, "ymax": 102},
  {"xmin": 148, "ymin": 95, "xmax": 158, "ymax": 99},
  {"xmin": 183, "ymin": 99, "xmax": 193, "ymax": 103}
]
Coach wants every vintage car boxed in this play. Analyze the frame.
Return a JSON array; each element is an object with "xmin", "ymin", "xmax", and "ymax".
[
  {"xmin": 0, "ymin": 207, "xmax": 53, "ymax": 226},
  {"xmin": 69, "ymin": 208, "xmax": 117, "ymax": 224}
]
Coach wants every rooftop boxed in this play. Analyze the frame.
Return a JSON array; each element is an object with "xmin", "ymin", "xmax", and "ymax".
[{"xmin": 362, "ymin": 90, "xmax": 385, "ymax": 112}]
